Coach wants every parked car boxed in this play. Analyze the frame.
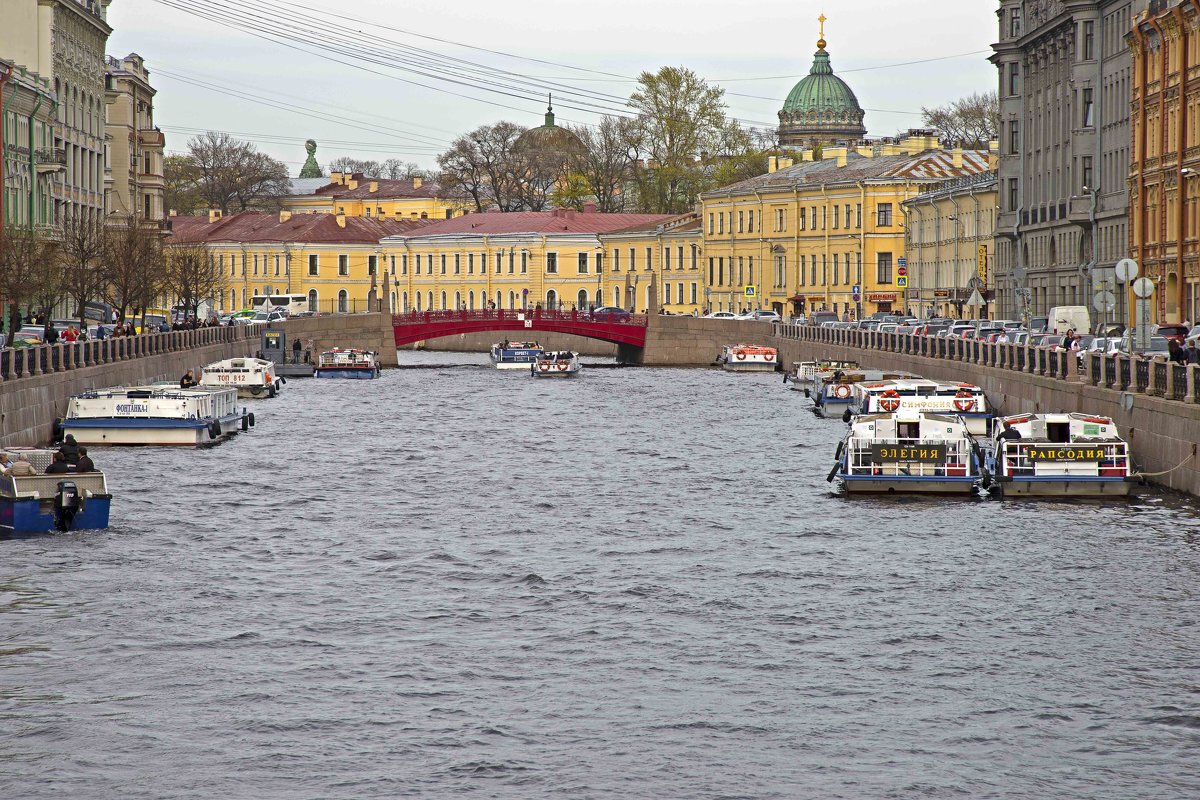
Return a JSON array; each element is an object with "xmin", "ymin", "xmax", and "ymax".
[
  {"xmin": 250, "ymin": 309, "xmax": 288, "ymax": 325},
  {"xmin": 703, "ymin": 311, "xmax": 738, "ymax": 320},
  {"xmin": 876, "ymin": 322, "xmax": 899, "ymax": 333},
  {"xmin": 741, "ymin": 310, "xmax": 782, "ymax": 323},
  {"xmin": 1129, "ymin": 335, "xmax": 1171, "ymax": 357},
  {"xmin": 948, "ymin": 324, "xmax": 976, "ymax": 339},
  {"xmin": 917, "ymin": 320, "xmax": 953, "ymax": 336},
  {"xmin": 894, "ymin": 324, "xmax": 918, "ymax": 335},
  {"xmin": 1047, "ymin": 305, "xmax": 1091, "ymax": 335},
  {"xmin": 807, "ymin": 311, "xmax": 839, "ymax": 326},
  {"xmin": 1029, "ymin": 316, "xmax": 1049, "ymax": 333},
  {"xmin": 1154, "ymin": 323, "xmax": 1189, "ymax": 345},
  {"xmin": 591, "ymin": 306, "xmax": 632, "ymax": 321},
  {"xmin": 1009, "ymin": 331, "xmax": 1031, "ymax": 345}
]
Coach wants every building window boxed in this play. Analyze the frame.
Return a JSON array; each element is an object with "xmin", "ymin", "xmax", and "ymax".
[
  {"xmin": 337, "ymin": 290, "xmax": 348, "ymax": 313},
  {"xmin": 415, "ymin": 254, "xmax": 422, "ymax": 275},
  {"xmin": 440, "ymin": 254, "xmax": 446, "ymax": 274},
  {"xmin": 368, "ymin": 255, "xmax": 378, "ymax": 276},
  {"xmin": 690, "ymin": 246, "xmax": 697, "ymax": 270},
  {"xmin": 467, "ymin": 253, "xmax": 473, "ymax": 274},
  {"xmin": 337, "ymin": 254, "xmax": 348, "ymax": 276},
  {"xmin": 775, "ymin": 208, "xmax": 785, "ymax": 232},
  {"xmin": 747, "ymin": 211, "xmax": 754, "ymax": 233},
  {"xmin": 856, "ymin": 204, "xmax": 862, "ymax": 228},
  {"xmin": 521, "ymin": 251, "xmax": 527, "ymax": 273},
  {"xmin": 596, "ymin": 252, "xmax": 604, "ymax": 273},
  {"xmin": 690, "ymin": 283, "xmax": 697, "ymax": 304},
  {"xmin": 1008, "ymin": 178, "xmax": 1019, "ymax": 212},
  {"xmin": 876, "ymin": 252, "xmax": 893, "ymax": 284},
  {"xmin": 832, "ymin": 207, "xmax": 839, "ymax": 230},
  {"xmin": 738, "ymin": 256, "xmax": 745, "ymax": 285},
  {"xmin": 799, "ymin": 254, "xmax": 806, "ymax": 286},
  {"xmin": 629, "ymin": 248, "xmax": 636, "ymax": 271},
  {"xmin": 799, "ymin": 210, "xmax": 807, "ymax": 231},
  {"xmin": 546, "ymin": 252, "xmax": 558, "ymax": 274},
  {"xmin": 400, "ymin": 255, "xmax": 407, "ymax": 275},
  {"xmin": 1081, "ymin": 156, "xmax": 1094, "ymax": 191},
  {"xmin": 844, "ymin": 205, "xmax": 851, "ymax": 228},
  {"xmin": 1009, "ymin": 8, "xmax": 1021, "ymax": 37},
  {"xmin": 613, "ymin": 249, "xmax": 620, "ymax": 272},
  {"xmin": 646, "ymin": 247, "xmax": 653, "ymax": 271},
  {"xmin": 308, "ymin": 289, "xmax": 318, "ymax": 312},
  {"xmin": 877, "ymin": 203, "xmax": 893, "ymax": 227},
  {"xmin": 832, "ymin": 253, "xmax": 839, "ymax": 285},
  {"xmin": 509, "ymin": 252, "xmax": 515, "ymax": 273},
  {"xmin": 1082, "ymin": 21, "xmax": 1095, "ymax": 60},
  {"xmin": 253, "ymin": 254, "xmax": 259, "ymax": 275},
  {"xmin": 1009, "ymin": 121, "xmax": 1020, "ymax": 155},
  {"xmin": 718, "ymin": 212, "xmax": 724, "ymax": 234},
  {"xmin": 1007, "ymin": 62, "xmax": 1020, "ymax": 96},
  {"xmin": 308, "ymin": 254, "xmax": 318, "ymax": 276},
  {"xmin": 496, "ymin": 253, "xmax": 502, "ymax": 274},
  {"xmin": 707, "ymin": 213, "xmax": 714, "ymax": 234},
  {"xmin": 454, "ymin": 253, "xmax": 461, "ymax": 274},
  {"xmin": 1082, "ymin": 88, "xmax": 1094, "ymax": 127}
]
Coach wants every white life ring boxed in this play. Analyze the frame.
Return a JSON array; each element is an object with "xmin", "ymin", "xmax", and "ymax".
[
  {"xmin": 538, "ymin": 363, "xmax": 550, "ymax": 372},
  {"xmin": 557, "ymin": 362, "xmax": 568, "ymax": 371},
  {"xmin": 736, "ymin": 351, "xmax": 747, "ymax": 360},
  {"xmin": 834, "ymin": 384, "xmax": 852, "ymax": 399}
]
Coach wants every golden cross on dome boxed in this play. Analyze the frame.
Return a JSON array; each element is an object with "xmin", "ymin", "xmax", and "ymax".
[{"xmin": 818, "ymin": 13, "xmax": 826, "ymax": 38}]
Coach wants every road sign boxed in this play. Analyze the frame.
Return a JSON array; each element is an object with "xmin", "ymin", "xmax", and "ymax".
[
  {"xmin": 897, "ymin": 257, "xmax": 907, "ymax": 268},
  {"xmin": 966, "ymin": 288, "xmax": 985, "ymax": 307},
  {"xmin": 896, "ymin": 276, "xmax": 908, "ymax": 288},
  {"xmin": 967, "ymin": 276, "xmax": 982, "ymax": 290},
  {"xmin": 851, "ymin": 284, "xmax": 861, "ymax": 301},
  {"xmin": 744, "ymin": 285, "xmax": 756, "ymax": 298},
  {"xmin": 1132, "ymin": 277, "xmax": 1155, "ymax": 299},
  {"xmin": 897, "ymin": 266, "xmax": 907, "ymax": 277},
  {"xmin": 1093, "ymin": 290, "xmax": 1116, "ymax": 313},
  {"xmin": 1115, "ymin": 258, "xmax": 1138, "ymax": 283}
]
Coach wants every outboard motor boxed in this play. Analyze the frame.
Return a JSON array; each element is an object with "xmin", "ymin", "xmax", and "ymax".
[{"xmin": 54, "ymin": 480, "xmax": 81, "ymax": 532}]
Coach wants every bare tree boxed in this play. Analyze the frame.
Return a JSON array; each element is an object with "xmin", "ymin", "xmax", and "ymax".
[
  {"xmin": 569, "ymin": 117, "xmax": 638, "ymax": 212},
  {"xmin": 326, "ymin": 156, "xmax": 383, "ymax": 176},
  {"xmin": 187, "ymin": 131, "xmax": 291, "ymax": 214},
  {"xmin": 0, "ymin": 226, "xmax": 58, "ymax": 345},
  {"xmin": 436, "ymin": 122, "xmax": 528, "ymax": 212},
  {"xmin": 437, "ymin": 137, "xmax": 490, "ymax": 212},
  {"xmin": 921, "ymin": 92, "xmax": 1000, "ymax": 148},
  {"xmin": 103, "ymin": 218, "xmax": 164, "ymax": 324},
  {"xmin": 60, "ymin": 215, "xmax": 108, "ymax": 328},
  {"xmin": 164, "ymin": 154, "xmax": 203, "ymax": 216},
  {"xmin": 166, "ymin": 243, "xmax": 224, "ymax": 320}
]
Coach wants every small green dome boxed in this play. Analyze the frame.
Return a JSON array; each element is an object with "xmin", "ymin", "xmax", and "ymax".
[{"xmin": 778, "ymin": 40, "xmax": 866, "ymax": 148}]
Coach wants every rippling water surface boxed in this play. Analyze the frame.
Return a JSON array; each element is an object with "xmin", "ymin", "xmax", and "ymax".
[{"xmin": 3, "ymin": 351, "xmax": 1200, "ymax": 799}]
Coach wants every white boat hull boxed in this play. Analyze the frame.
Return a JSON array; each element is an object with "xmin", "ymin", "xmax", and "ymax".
[{"xmin": 723, "ymin": 359, "xmax": 777, "ymax": 372}]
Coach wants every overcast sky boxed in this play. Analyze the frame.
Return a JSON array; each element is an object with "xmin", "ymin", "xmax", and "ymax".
[{"xmin": 106, "ymin": 0, "xmax": 998, "ymax": 175}]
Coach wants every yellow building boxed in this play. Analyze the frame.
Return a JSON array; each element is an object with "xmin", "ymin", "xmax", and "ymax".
[
  {"xmin": 169, "ymin": 210, "xmax": 424, "ymax": 314},
  {"xmin": 281, "ymin": 171, "xmax": 468, "ymax": 222},
  {"xmin": 699, "ymin": 135, "xmax": 994, "ymax": 319},
  {"xmin": 902, "ymin": 173, "xmax": 999, "ymax": 319},
  {"xmin": 103, "ymin": 53, "xmax": 165, "ymax": 222},
  {"xmin": 380, "ymin": 206, "xmax": 674, "ymax": 314},
  {"xmin": 598, "ymin": 213, "xmax": 703, "ymax": 315}
]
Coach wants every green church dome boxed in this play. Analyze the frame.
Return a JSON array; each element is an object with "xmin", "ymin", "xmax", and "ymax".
[{"xmin": 777, "ymin": 22, "xmax": 866, "ymax": 148}]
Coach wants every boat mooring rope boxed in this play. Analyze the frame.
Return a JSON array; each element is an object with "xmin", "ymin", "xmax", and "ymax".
[{"xmin": 1133, "ymin": 447, "xmax": 1197, "ymax": 479}]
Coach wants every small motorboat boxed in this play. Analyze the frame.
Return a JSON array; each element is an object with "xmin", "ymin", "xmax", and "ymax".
[
  {"xmin": 200, "ymin": 357, "xmax": 284, "ymax": 398},
  {"xmin": 490, "ymin": 340, "xmax": 543, "ymax": 370},
  {"xmin": 59, "ymin": 385, "xmax": 253, "ymax": 446},
  {"xmin": 831, "ymin": 409, "xmax": 985, "ymax": 495},
  {"xmin": 314, "ymin": 348, "xmax": 381, "ymax": 379},
  {"xmin": 987, "ymin": 412, "xmax": 1134, "ymax": 497},
  {"xmin": 531, "ymin": 351, "xmax": 581, "ymax": 377},
  {"xmin": 0, "ymin": 448, "xmax": 112, "ymax": 534},
  {"xmin": 718, "ymin": 344, "xmax": 778, "ymax": 372},
  {"xmin": 788, "ymin": 359, "xmax": 859, "ymax": 388},
  {"xmin": 849, "ymin": 379, "xmax": 992, "ymax": 435}
]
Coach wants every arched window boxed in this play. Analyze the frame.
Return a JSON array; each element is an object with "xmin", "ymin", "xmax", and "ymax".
[
  {"xmin": 468, "ymin": 290, "xmax": 474, "ymax": 310},
  {"xmin": 546, "ymin": 289, "xmax": 558, "ymax": 310},
  {"xmin": 415, "ymin": 292, "xmax": 422, "ymax": 311},
  {"xmin": 231, "ymin": 289, "xmax": 237, "ymax": 309},
  {"xmin": 440, "ymin": 291, "xmax": 447, "ymax": 310},
  {"xmin": 391, "ymin": 292, "xmax": 397, "ymax": 312},
  {"xmin": 337, "ymin": 289, "xmax": 348, "ymax": 313},
  {"xmin": 454, "ymin": 291, "xmax": 461, "ymax": 310},
  {"xmin": 241, "ymin": 288, "xmax": 247, "ymax": 307},
  {"xmin": 401, "ymin": 291, "xmax": 408, "ymax": 312},
  {"xmin": 428, "ymin": 291, "xmax": 434, "ymax": 311},
  {"xmin": 613, "ymin": 287, "xmax": 621, "ymax": 307},
  {"xmin": 308, "ymin": 289, "xmax": 318, "ymax": 312},
  {"xmin": 496, "ymin": 290, "xmax": 502, "ymax": 309},
  {"xmin": 508, "ymin": 290, "xmax": 516, "ymax": 309},
  {"xmin": 577, "ymin": 289, "xmax": 588, "ymax": 310}
]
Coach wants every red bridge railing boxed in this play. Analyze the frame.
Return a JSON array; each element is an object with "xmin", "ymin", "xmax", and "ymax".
[{"xmin": 392, "ymin": 309, "xmax": 649, "ymax": 328}]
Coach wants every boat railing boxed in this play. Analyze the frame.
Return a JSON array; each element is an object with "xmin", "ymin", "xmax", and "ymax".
[
  {"xmin": 999, "ymin": 441, "xmax": 1129, "ymax": 478},
  {"xmin": 1, "ymin": 472, "xmax": 109, "ymax": 500},
  {"xmin": 844, "ymin": 437, "xmax": 973, "ymax": 477}
]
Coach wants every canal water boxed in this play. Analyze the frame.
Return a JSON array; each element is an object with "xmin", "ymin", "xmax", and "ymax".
[{"xmin": 3, "ymin": 352, "xmax": 1200, "ymax": 799}]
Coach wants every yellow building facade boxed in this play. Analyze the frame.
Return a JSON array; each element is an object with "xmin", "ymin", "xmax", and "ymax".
[
  {"xmin": 281, "ymin": 172, "xmax": 468, "ymax": 222},
  {"xmin": 597, "ymin": 214, "xmax": 704, "ymax": 315},
  {"xmin": 699, "ymin": 136, "xmax": 995, "ymax": 319}
]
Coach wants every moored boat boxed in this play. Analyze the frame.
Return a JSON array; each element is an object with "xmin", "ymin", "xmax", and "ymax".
[
  {"xmin": 831, "ymin": 409, "xmax": 985, "ymax": 494},
  {"xmin": 314, "ymin": 348, "xmax": 381, "ymax": 379},
  {"xmin": 200, "ymin": 357, "xmax": 284, "ymax": 398},
  {"xmin": 810, "ymin": 370, "xmax": 920, "ymax": 418},
  {"xmin": 0, "ymin": 448, "xmax": 112, "ymax": 534},
  {"xmin": 789, "ymin": 359, "xmax": 859, "ymax": 388},
  {"xmin": 849, "ymin": 380, "xmax": 992, "ymax": 435},
  {"xmin": 60, "ymin": 385, "xmax": 254, "ymax": 446},
  {"xmin": 987, "ymin": 412, "xmax": 1134, "ymax": 497},
  {"xmin": 719, "ymin": 344, "xmax": 778, "ymax": 372},
  {"xmin": 490, "ymin": 340, "xmax": 543, "ymax": 370},
  {"xmin": 531, "ymin": 351, "xmax": 581, "ymax": 377}
]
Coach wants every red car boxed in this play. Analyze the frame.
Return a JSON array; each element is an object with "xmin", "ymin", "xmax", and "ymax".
[{"xmin": 1154, "ymin": 323, "xmax": 1189, "ymax": 345}]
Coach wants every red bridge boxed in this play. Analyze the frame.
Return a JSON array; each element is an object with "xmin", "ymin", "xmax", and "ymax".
[{"xmin": 392, "ymin": 309, "xmax": 649, "ymax": 347}]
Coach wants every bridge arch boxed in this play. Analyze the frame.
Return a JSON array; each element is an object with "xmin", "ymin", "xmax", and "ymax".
[{"xmin": 393, "ymin": 309, "xmax": 647, "ymax": 348}]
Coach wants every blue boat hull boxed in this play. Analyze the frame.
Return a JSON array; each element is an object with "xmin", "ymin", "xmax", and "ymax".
[
  {"xmin": 0, "ymin": 495, "xmax": 112, "ymax": 534},
  {"xmin": 315, "ymin": 368, "xmax": 379, "ymax": 379}
]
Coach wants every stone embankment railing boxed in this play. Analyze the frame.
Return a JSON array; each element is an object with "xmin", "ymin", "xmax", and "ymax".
[
  {"xmin": 0, "ymin": 325, "xmax": 259, "ymax": 384},
  {"xmin": 776, "ymin": 323, "xmax": 1200, "ymax": 405}
]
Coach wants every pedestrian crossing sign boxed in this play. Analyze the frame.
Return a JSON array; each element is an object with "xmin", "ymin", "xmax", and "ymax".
[
  {"xmin": 896, "ymin": 276, "xmax": 908, "ymax": 288},
  {"xmin": 745, "ymin": 285, "xmax": 756, "ymax": 298}
]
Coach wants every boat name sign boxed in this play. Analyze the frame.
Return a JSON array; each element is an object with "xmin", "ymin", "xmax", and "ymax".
[
  {"xmin": 1025, "ymin": 446, "xmax": 1108, "ymax": 461},
  {"xmin": 115, "ymin": 403, "xmax": 149, "ymax": 414},
  {"xmin": 868, "ymin": 445, "xmax": 946, "ymax": 463}
]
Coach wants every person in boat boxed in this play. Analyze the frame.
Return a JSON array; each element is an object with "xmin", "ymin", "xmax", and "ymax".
[
  {"xmin": 75, "ymin": 447, "xmax": 95, "ymax": 474},
  {"xmin": 45, "ymin": 452, "xmax": 71, "ymax": 474},
  {"xmin": 292, "ymin": 338, "xmax": 302, "ymax": 363},
  {"xmin": 8, "ymin": 454, "xmax": 36, "ymax": 477},
  {"xmin": 997, "ymin": 423, "xmax": 1022, "ymax": 441},
  {"xmin": 58, "ymin": 434, "xmax": 80, "ymax": 465},
  {"xmin": 0, "ymin": 452, "xmax": 12, "ymax": 473},
  {"xmin": 180, "ymin": 370, "xmax": 197, "ymax": 388}
]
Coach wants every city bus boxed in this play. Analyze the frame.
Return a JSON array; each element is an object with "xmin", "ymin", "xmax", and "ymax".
[{"xmin": 251, "ymin": 294, "xmax": 309, "ymax": 317}]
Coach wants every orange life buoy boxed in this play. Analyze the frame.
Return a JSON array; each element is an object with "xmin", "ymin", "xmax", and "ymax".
[
  {"xmin": 880, "ymin": 389, "xmax": 901, "ymax": 412},
  {"xmin": 539, "ymin": 363, "xmax": 550, "ymax": 372},
  {"xmin": 557, "ymin": 362, "xmax": 568, "ymax": 371},
  {"xmin": 834, "ymin": 384, "xmax": 852, "ymax": 399},
  {"xmin": 736, "ymin": 351, "xmax": 747, "ymax": 360},
  {"xmin": 953, "ymin": 389, "xmax": 975, "ymax": 412}
]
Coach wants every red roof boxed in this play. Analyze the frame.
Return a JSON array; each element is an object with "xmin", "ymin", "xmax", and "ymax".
[
  {"xmin": 168, "ymin": 211, "xmax": 427, "ymax": 245},
  {"xmin": 388, "ymin": 209, "xmax": 676, "ymax": 239}
]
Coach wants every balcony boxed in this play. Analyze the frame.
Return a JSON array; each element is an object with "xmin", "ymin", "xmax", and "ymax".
[
  {"xmin": 34, "ymin": 147, "xmax": 66, "ymax": 174},
  {"xmin": 1067, "ymin": 194, "xmax": 1096, "ymax": 226},
  {"xmin": 138, "ymin": 128, "xmax": 165, "ymax": 148}
]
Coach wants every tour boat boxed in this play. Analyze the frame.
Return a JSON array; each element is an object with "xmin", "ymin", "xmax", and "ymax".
[
  {"xmin": 60, "ymin": 385, "xmax": 254, "ymax": 446},
  {"xmin": 987, "ymin": 412, "xmax": 1134, "ymax": 497},
  {"xmin": 531, "ymin": 351, "xmax": 582, "ymax": 377},
  {"xmin": 809, "ymin": 370, "xmax": 919, "ymax": 418},
  {"xmin": 849, "ymin": 380, "xmax": 993, "ymax": 435},
  {"xmin": 200, "ymin": 357, "xmax": 284, "ymax": 398},
  {"xmin": 789, "ymin": 359, "xmax": 859, "ymax": 389},
  {"xmin": 831, "ymin": 409, "xmax": 985, "ymax": 495},
  {"xmin": 490, "ymin": 340, "xmax": 543, "ymax": 370},
  {"xmin": 0, "ymin": 448, "xmax": 112, "ymax": 534},
  {"xmin": 314, "ymin": 348, "xmax": 381, "ymax": 379},
  {"xmin": 719, "ymin": 344, "xmax": 778, "ymax": 372}
]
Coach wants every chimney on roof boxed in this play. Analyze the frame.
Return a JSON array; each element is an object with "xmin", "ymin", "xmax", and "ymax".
[
  {"xmin": 836, "ymin": 153, "xmax": 847, "ymax": 168},
  {"xmin": 347, "ymin": 179, "xmax": 358, "ymax": 191},
  {"xmin": 208, "ymin": 209, "xmax": 222, "ymax": 223},
  {"xmin": 583, "ymin": 201, "xmax": 597, "ymax": 213},
  {"xmin": 768, "ymin": 156, "xmax": 778, "ymax": 174},
  {"xmin": 412, "ymin": 176, "xmax": 422, "ymax": 189},
  {"xmin": 951, "ymin": 146, "xmax": 964, "ymax": 169},
  {"xmin": 168, "ymin": 209, "xmax": 177, "ymax": 217},
  {"xmin": 279, "ymin": 210, "xmax": 292, "ymax": 223},
  {"xmin": 369, "ymin": 181, "xmax": 378, "ymax": 193},
  {"xmin": 778, "ymin": 156, "xmax": 794, "ymax": 170},
  {"xmin": 330, "ymin": 171, "xmax": 344, "ymax": 184},
  {"xmin": 335, "ymin": 213, "xmax": 346, "ymax": 228}
]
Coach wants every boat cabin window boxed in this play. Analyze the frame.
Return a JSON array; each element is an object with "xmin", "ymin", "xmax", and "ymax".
[
  {"xmin": 899, "ymin": 422, "xmax": 921, "ymax": 440},
  {"xmin": 1047, "ymin": 422, "xmax": 1070, "ymax": 443}
]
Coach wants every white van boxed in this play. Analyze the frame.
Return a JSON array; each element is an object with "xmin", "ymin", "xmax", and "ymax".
[{"xmin": 1047, "ymin": 306, "xmax": 1091, "ymax": 335}]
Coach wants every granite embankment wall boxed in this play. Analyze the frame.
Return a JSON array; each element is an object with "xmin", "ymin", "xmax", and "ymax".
[
  {"xmin": 639, "ymin": 316, "xmax": 775, "ymax": 366},
  {"xmin": 282, "ymin": 313, "xmax": 399, "ymax": 366},
  {"xmin": 409, "ymin": 330, "xmax": 616, "ymax": 357}
]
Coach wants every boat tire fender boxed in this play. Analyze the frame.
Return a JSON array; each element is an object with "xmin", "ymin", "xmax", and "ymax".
[
  {"xmin": 208, "ymin": 421, "xmax": 221, "ymax": 440},
  {"xmin": 52, "ymin": 418, "xmax": 65, "ymax": 443},
  {"xmin": 268, "ymin": 384, "xmax": 277, "ymax": 398},
  {"xmin": 241, "ymin": 414, "xmax": 250, "ymax": 432},
  {"xmin": 247, "ymin": 412, "xmax": 255, "ymax": 428}
]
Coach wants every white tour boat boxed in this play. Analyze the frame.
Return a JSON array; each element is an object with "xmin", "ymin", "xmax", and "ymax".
[
  {"xmin": 719, "ymin": 344, "xmax": 778, "ymax": 372},
  {"xmin": 831, "ymin": 409, "xmax": 984, "ymax": 494},
  {"xmin": 531, "ymin": 351, "xmax": 582, "ymax": 377},
  {"xmin": 200, "ymin": 357, "xmax": 284, "ymax": 398},
  {"xmin": 314, "ymin": 348, "xmax": 381, "ymax": 379},
  {"xmin": 60, "ymin": 385, "xmax": 254, "ymax": 446},
  {"xmin": 490, "ymin": 340, "xmax": 543, "ymax": 370},
  {"xmin": 849, "ymin": 380, "xmax": 992, "ymax": 435},
  {"xmin": 987, "ymin": 412, "xmax": 1134, "ymax": 497},
  {"xmin": 789, "ymin": 359, "xmax": 859, "ymax": 388}
]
